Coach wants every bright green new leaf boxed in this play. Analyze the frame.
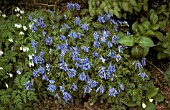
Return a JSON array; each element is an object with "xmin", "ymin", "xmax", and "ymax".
[
  {"xmin": 122, "ymin": 2, "xmax": 129, "ymax": 12},
  {"xmin": 151, "ymin": 24, "xmax": 160, "ymax": 30},
  {"xmin": 114, "ymin": 9, "xmax": 121, "ymax": 18},
  {"xmin": 109, "ymin": 9, "xmax": 114, "ymax": 16},
  {"xmin": 146, "ymin": 87, "xmax": 159, "ymax": 99},
  {"xmin": 150, "ymin": 12, "xmax": 158, "ymax": 24},
  {"xmin": 143, "ymin": 47, "xmax": 149, "ymax": 57},
  {"xmin": 132, "ymin": 21, "xmax": 138, "ymax": 32},
  {"xmin": 142, "ymin": 20, "xmax": 151, "ymax": 30},
  {"xmin": 118, "ymin": 35, "xmax": 135, "ymax": 46},
  {"xmin": 155, "ymin": 31, "xmax": 164, "ymax": 41},
  {"xmin": 145, "ymin": 30, "xmax": 155, "ymax": 36},
  {"xmin": 130, "ymin": 0, "xmax": 137, "ymax": 6},
  {"xmin": 138, "ymin": 36, "xmax": 155, "ymax": 48}
]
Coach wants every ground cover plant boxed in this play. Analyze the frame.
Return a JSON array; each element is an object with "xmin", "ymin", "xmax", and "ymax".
[{"xmin": 0, "ymin": 0, "xmax": 169, "ymax": 110}]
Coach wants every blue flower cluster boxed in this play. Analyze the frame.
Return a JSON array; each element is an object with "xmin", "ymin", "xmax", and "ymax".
[{"xmin": 67, "ymin": 3, "xmax": 81, "ymax": 10}]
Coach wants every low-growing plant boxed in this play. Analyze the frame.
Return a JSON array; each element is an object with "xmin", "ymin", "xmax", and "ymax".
[{"xmin": 0, "ymin": 2, "xmax": 167, "ymax": 110}]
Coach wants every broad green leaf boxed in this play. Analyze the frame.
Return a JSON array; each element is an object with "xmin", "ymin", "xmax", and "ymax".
[
  {"xmin": 143, "ymin": 47, "xmax": 149, "ymax": 57},
  {"xmin": 142, "ymin": 20, "xmax": 151, "ymax": 30},
  {"xmin": 150, "ymin": 12, "xmax": 158, "ymax": 24},
  {"xmin": 109, "ymin": 9, "xmax": 114, "ymax": 16},
  {"xmin": 123, "ymin": 101, "xmax": 137, "ymax": 107},
  {"xmin": 114, "ymin": 9, "xmax": 121, "ymax": 18},
  {"xmin": 104, "ymin": 6, "xmax": 108, "ymax": 13},
  {"xmin": 151, "ymin": 24, "xmax": 160, "ymax": 30},
  {"xmin": 130, "ymin": 0, "xmax": 137, "ymax": 6},
  {"xmin": 122, "ymin": 2, "xmax": 129, "ymax": 12},
  {"xmin": 138, "ymin": 36, "xmax": 155, "ymax": 48},
  {"xmin": 132, "ymin": 21, "xmax": 138, "ymax": 32},
  {"xmin": 138, "ymin": 25, "xmax": 145, "ymax": 34},
  {"xmin": 153, "ymin": 93, "xmax": 164, "ymax": 102},
  {"xmin": 145, "ymin": 30, "xmax": 155, "ymax": 36},
  {"xmin": 146, "ymin": 87, "xmax": 159, "ymax": 99},
  {"xmin": 154, "ymin": 31, "xmax": 164, "ymax": 41},
  {"xmin": 100, "ymin": 1, "xmax": 106, "ymax": 9},
  {"xmin": 143, "ymin": 5, "xmax": 148, "ymax": 11},
  {"xmin": 118, "ymin": 35, "xmax": 135, "ymax": 46},
  {"xmin": 145, "ymin": 102, "xmax": 156, "ymax": 110}
]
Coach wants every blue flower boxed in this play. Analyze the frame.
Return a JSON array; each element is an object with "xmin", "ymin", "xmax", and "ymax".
[
  {"xmin": 59, "ymin": 62, "xmax": 68, "ymax": 71},
  {"xmin": 47, "ymin": 84, "xmax": 56, "ymax": 92},
  {"xmin": 108, "ymin": 41, "xmax": 113, "ymax": 48},
  {"xmin": 38, "ymin": 65, "xmax": 45, "ymax": 75},
  {"xmin": 31, "ymin": 40, "xmax": 38, "ymax": 53},
  {"xmin": 84, "ymin": 85, "xmax": 92, "ymax": 93},
  {"xmin": 70, "ymin": 83, "xmax": 78, "ymax": 91},
  {"xmin": 67, "ymin": 3, "xmax": 75, "ymax": 10},
  {"xmin": 108, "ymin": 87, "xmax": 119, "ymax": 97},
  {"xmin": 112, "ymin": 35, "xmax": 120, "ymax": 45},
  {"xmin": 115, "ymin": 54, "xmax": 122, "ymax": 62},
  {"xmin": 28, "ymin": 16, "xmax": 33, "ymax": 21},
  {"xmin": 120, "ymin": 84, "xmax": 125, "ymax": 91},
  {"xmin": 81, "ymin": 46, "xmax": 89, "ymax": 52},
  {"xmin": 93, "ymin": 41, "xmax": 101, "ymax": 48},
  {"xmin": 59, "ymin": 85, "xmax": 65, "ymax": 93},
  {"xmin": 33, "ymin": 55, "xmax": 44, "ymax": 65},
  {"xmin": 42, "ymin": 30, "xmax": 46, "ymax": 36},
  {"xmin": 80, "ymin": 23, "xmax": 89, "ymax": 31},
  {"xmin": 87, "ymin": 79, "xmax": 98, "ymax": 88},
  {"xmin": 32, "ymin": 69, "xmax": 39, "ymax": 78},
  {"xmin": 39, "ymin": 50, "xmax": 45, "ymax": 56},
  {"xmin": 67, "ymin": 69, "xmax": 77, "ymax": 78},
  {"xmin": 104, "ymin": 12, "xmax": 111, "ymax": 21},
  {"xmin": 62, "ymin": 92, "xmax": 72, "ymax": 102},
  {"xmin": 138, "ymin": 73, "xmax": 148, "ymax": 80},
  {"xmin": 110, "ymin": 19, "xmax": 118, "ymax": 26},
  {"xmin": 75, "ymin": 3, "xmax": 81, "ymax": 10},
  {"xmin": 92, "ymin": 52, "xmax": 100, "ymax": 58},
  {"xmin": 45, "ymin": 36, "xmax": 53, "ymax": 46},
  {"xmin": 141, "ymin": 57, "xmax": 146, "ymax": 66},
  {"xmin": 118, "ymin": 45, "xmax": 123, "ymax": 53},
  {"xmin": 98, "ymin": 66, "xmax": 111, "ymax": 80},
  {"xmin": 108, "ymin": 63, "xmax": 116, "ymax": 73},
  {"xmin": 60, "ymin": 34, "xmax": 66, "ymax": 41},
  {"xmin": 16, "ymin": 68, "xmax": 22, "ymax": 75},
  {"xmin": 96, "ymin": 84, "xmax": 104, "ymax": 94},
  {"xmin": 54, "ymin": 93, "xmax": 60, "ymax": 100},
  {"xmin": 93, "ymin": 31, "xmax": 99, "ymax": 40},
  {"xmin": 107, "ymin": 50, "xmax": 115, "ymax": 58},
  {"xmin": 36, "ymin": 17, "xmax": 46, "ymax": 28},
  {"xmin": 42, "ymin": 74, "xmax": 49, "ymax": 81},
  {"xmin": 74, "ymin": 17, "xmax": 81, "ymax": 26},
  {"xmin": 99, "ymin": 37, "xmax": 107, "ymax": 43},
  {"xmin": 30, "ymin": 24, "xmax": 37, "ymax": 33},
  {"xmin": 24, "ymin": 81, "xmax": 33, "ymax": 90},
  {"xmin": 97, "ymin": 15, "xmax": 106, "ymax": 23},
  {"xmin": 102, "ymin": 30, "xmax": 110, "ymax": 38},
  {"xmin": 79, "ymin": 72, "xmax": 86, "ymax": 81}
]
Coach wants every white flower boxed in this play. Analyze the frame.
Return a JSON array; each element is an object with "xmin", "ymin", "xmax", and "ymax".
[
  {"xmin": 29, "ymin": 61, "xmax": 34, "ymax": 67},
  {"xmin": 0, "ymin": 10, "xmax": 2, "ymax": 13},
  {"xmin": 20, "ymin": 47, "xmax": 23, "ymax": 50},
  {"xmin": 0, "ymin": 51, "xmax": 3, "ymax": 56},
  {"xmin": 2, "ymin": 14, "xmax": 6, "ymax": 18},
  {"xmin": 20, "ymin": 10, "xmax": 25, "ymax": 14},
  {"xmin": 22, "ymin": 47, "xmax": 29, "ymax": 52},
  {"xmin": 28, "ymin": 54, "xmax": 34, "ymax": 60},
  {"xmin": 149, "ymin": 99, "xmax": 154, "ymax": 102},
  {"xmin": 23, "ymin": 26, "xmax": 27, "ymax": 31},
  {"xmin": 0, "ymin": 67, "xmax": 3, "ymax": 70},
  {"xmin": 15, "ymin": 24, "xmax": 22, "ymax": 28},
  {"xmin": 5, "ymin": 83, "xmax": 8, "ymax": 88},
  {"xmin": 8, "ymin": 38, "xmax": 13, "ymax": 42},
  {"xmin": 8, "ymin": 73, "xmax": 13, "ymax": 77},
  {"xmin": 16, "ymin": 13, "xmax": 20, "ymax": 17},
  {"xmin": 15, "ymin": 7, "xmax": 20, "ymax": 12},
  {"xmin": 19, "ymin": 31, "xmax": 24, "ymax": 35},
  {"xmin": 142, "ymin": 102, "xmax": 146, "ymax": 108}
]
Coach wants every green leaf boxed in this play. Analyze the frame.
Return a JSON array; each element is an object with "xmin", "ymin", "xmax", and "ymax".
[
  {"xmin": 138, "ymin": 36, "xmax": 155, "ymax": 48},
  {"xmin": 150, "ymin": 12, "xmax": 158, "ymax": 24},
  {"xmin": 154, "ymin": 31, "xmax": 165, "ymax": 41},
  {"xmin": 132, "ymin": 21, "xmax": 138, "ymax": 32},
  {"xmin": 114, "ymin": 9, "xmax": 121, "ymax": 18},
  {"xmin": 151, "ymin": 24, "xmax": 160, "ymax": 30},
  {"xmin": 143, "ymin": 47, "xmax": 149, "ymax": 57},
  {"xmin": 124, "ymin": 101, "xmax": 137, "ymax": 107},
  {"xmin": 142, "ymin": 20, "xmax": 151, "ymax": 30},
  {"xmin": 130, "ymin": 0, "xmax": 137, "ymax": 6},
  {"xmin": 118, "ymin": 35, "xmax": 135, "ymax": 46},
  {"xmin": 109, "ymin": 9, "xmax": 114, "ymax": 16},
  {"xmin": 145, "ymin": 30, "xmax": 155, "ymax": 36},
  {"xmin": 122, "ymin": 2, "xmax": 129, "ymax": 12},
  {"xmin": 145, "ymin": 102, "xmax": 156, "ymax": 110},
  {"xmin": 146, "ymin": 87, "xmax": 159, "ymax": 99},
  {"xmin": 138, "ymin": 25, "xmax": 145, "ymax": 34},
  {"xmin": 153, "ymin": 93, "xmax": 164, "ymax": 102}
]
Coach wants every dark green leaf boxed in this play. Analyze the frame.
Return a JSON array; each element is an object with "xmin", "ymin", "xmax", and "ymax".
[
  {"xmin": 145, "ymin": 102, "xmax": 156, "ymax": 110},
  {"xmin": 138, "ymin": 36, "xmax": 155, "ymax": 48},
  {"xmin": 150, "ymin": 12, "xmax": 158, "ymax": 24},
  {"xmin": 146, "ymin": 87, "xmax": 159, "ymax": 99},
  {"xmin": 154, "ymin": 93, "xmax": 164, "ymax": 102},
  {"xmin": 118, "ymin": 35, "xmax": 135, "ymax": 46}
]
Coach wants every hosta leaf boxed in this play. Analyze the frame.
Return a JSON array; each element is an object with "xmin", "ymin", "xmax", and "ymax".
[
  {"xmin": 154, "ymin": 31, "xmax": 164, "ymax": 41},
  {"xmin": 143, "ymin": 47, "xmax": 149, "ymax": 57},
  {"xmin": 145, "ymin": 30, "xmax": 155, "ymax": 36},
  {"xmin": 145, "ymin": 102, "xmax": 156, "ymax": 110},
  {"xmin": 138, "ymin": 36, "xmax": 155, "ymax": 48},
  {"xmin": 142, "ymin": 20, "xmax": 151, "ymax": 30},
  {"xmin": 122, "ymin": 2, "xmax": 129, "ymax": 12},
  {"xmin": 118, "ymin": 35, "xmax": 135, "ymax": 46},
  {"xmin": 132, "ymin": 21, "xmax": 138, "ymax": 32},
  {"xmin": 150, "ymin": 12, "xmax": 158, "ymax": 24},
  {"xmin": 130, "ymin": 0, "xmax": 137, "ymax": 6},
  {"xmin": 146, "ymin": 87, "xmax": 159, "ymax": 99},
  {"xmin": 151, "ymin": 24, "xmax": 160, "ymax": 30},
  {"xmin": 138, "ymin": 25, "xmax": 145, "ymax": 34},
  {"xmin": 114, "ymin": 9, "xmax": 121, "ymax": 18}
]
